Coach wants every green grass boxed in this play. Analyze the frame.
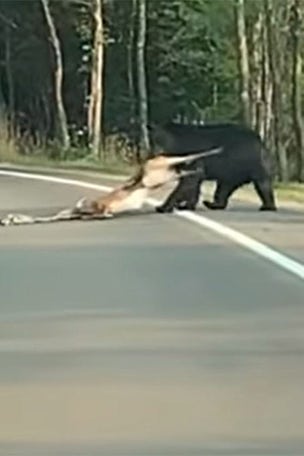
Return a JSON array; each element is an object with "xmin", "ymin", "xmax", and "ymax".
[
  {"xmin": 274, "ymin": 182, "xmax": 304, "ymax": 204},
  {"xmin": 0, "ymin": 149, "xmax": 134, "ymax": 176},
  {"xmin": 0, "ymin": 116, "xmax": 134, "ymax": 176},
  {"xmin": 1, "ymin": 142, "xmax": 304, "ymax": 205}
]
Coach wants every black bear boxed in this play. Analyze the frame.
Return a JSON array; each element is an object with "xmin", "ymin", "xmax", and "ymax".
[{"xmin": 148, "ymin": 122, "xmax": 277, "ymax": 212}]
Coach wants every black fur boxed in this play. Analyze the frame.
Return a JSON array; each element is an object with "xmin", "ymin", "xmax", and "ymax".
[{"xmin": 148, "ymin": 122, "xmax": 277, "ymax": 212}]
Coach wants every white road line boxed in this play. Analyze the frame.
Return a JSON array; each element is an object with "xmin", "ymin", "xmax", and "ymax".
[
  {"xmin": 1, "ymin": 169, "xmax": 304, "ymax": 281},
  {"xmin": 0, "ymin": 169, "xmax": 112, "ymax": 193},
  {"xmin": 173, "ymin": 210, "xmax": 304, "ymax": 280}
]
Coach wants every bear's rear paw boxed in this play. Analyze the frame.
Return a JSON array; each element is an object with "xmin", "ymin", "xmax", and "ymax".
[
  {"xmin": 259, "ymin": 205, "xmax": 277, "ymax": 212},
  {"xmin": 203, "ymin": 200, "xmax": 226, "ymax": 210}
]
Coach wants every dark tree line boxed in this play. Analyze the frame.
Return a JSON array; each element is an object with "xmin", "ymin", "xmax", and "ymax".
[{"xmin": 0, "ymin": 0, "xmax": 304, "ymax": 181}]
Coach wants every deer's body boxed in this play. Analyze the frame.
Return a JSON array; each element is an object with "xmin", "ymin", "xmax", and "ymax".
[
  {"xmin": 0, "ymin": 147, "xmax": 222, "ymax": 227},
  {"xmin": 75, "ymin": 147, "xmax": 222, "ymax": 218}
]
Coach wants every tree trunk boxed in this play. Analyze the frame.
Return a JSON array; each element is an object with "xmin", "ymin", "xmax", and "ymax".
[
  {"xmin": 260, "ymin": 16, "xmax": 273, "ymax": 145},
  {"xmin": 250, "ymin": 10, "xmax": 263, "ymax": 132},
  {"xmin": 0, "ymin": 83, "xmax": 5, "ymax": 118},
  {"xmin": 252, "ymin": 9, "xmax": 273, "ymax": 149},
  {"xmin": 234, "ymin": 0, "xmax": 251, "ymax": 126},
  {"xmin": 290, "ymin": 0, "xmax": 304, "ymax": 181},
  {"xmin": 136, "ymin": 0, "xmax": 150, "ymax": 157},
  {"xmin": 0, "ymin": 81, "xmax": 6, "ymax": 137},
  {"xmin": 264, "ymin": 0, "xmax": 289, "ymax": 182},
  {"xmin": 127, "ymin": 0, "xmax": 137, "ymax": 123},
  {"xmin": 41, "ymin": 0, "xmax": 70, "ymax": 153},
  {"xmin": 5, "ymin": 23, "xmax": 14, "ymax": 135},
  {"xmin": 41, "ymin": 90, "xmax": 51, "ymax": 137},
  {"xmin": 87, "ymin": 0, "xmax": 104, "ymax": 159},
  {"xmin": 87, "ymin": 43, "xmax": 97, "ymax": 148}
]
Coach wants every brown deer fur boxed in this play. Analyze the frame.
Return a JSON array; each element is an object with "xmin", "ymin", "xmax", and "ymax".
[{"xmin": 74, "ymin": 147, "xmax": 222, "ymax": 218}]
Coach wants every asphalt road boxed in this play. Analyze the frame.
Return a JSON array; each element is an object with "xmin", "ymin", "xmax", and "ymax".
[{"xmin": 1, "ymin": 172, "xmax": 304, "ymax": 456}]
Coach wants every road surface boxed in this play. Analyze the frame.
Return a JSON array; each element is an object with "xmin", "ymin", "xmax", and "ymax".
[{"xmin": 0, "ymin": 171, "xmax": 304, "ymax": 456}]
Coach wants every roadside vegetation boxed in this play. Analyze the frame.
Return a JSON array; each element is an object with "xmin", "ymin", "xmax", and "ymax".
[{"xmin": 0, "ymin": 0, "xmax": 304, "ymax": 203}]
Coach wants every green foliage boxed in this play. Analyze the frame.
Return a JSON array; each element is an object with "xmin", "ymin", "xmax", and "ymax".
[
  {"xmin": 0, "ymin": 0, "xmax": 303, "ymax": 181},
  {"xmin": 0, "ymin": 0, "xmax": 243, "ymax": 139},
  {"xmin": 146, "ymin": 0, "xmax": 239, "ymax": 122}
]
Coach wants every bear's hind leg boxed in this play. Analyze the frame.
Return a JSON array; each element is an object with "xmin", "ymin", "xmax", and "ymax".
[
  {"xmin": 203, "ymin": 180, "xmax": 241, "ymax": 210},
  {"xmin": 253, "ymin": 177, "xmax": 277, "ymax": 211}
]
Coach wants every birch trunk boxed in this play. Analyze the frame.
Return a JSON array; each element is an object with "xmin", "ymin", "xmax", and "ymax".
[
  {"xmin": 250, "ymin": 11, "xmax": 263, "ymax": 132},
  {"xmin": 136, "ymin": 0, "xmax": 150, "ymax": 157},
  {"xmin": 264, "ymin": 0, "xmax": 289, "ymax": 181},
  {"xmin": 87, "ymin": 0, "xmax": 104, "ymax": 159},
  {"xmin": 234, "ymin": 0, "xmax": 251, "ymax": 126},
  {"xmin": 41, "ymin": 0, "xmax": 70, "ymax": 153},
  {"xmin": 290, "ymin": 0, "xmax": 304, "ymax": 181},
  {"xmin": 5, "ymin": 24, "xmax": 14, "ymax": 135},
  {"xmin": 127, "ymin": 0, "xmax": 137, "ymax": 122}
]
